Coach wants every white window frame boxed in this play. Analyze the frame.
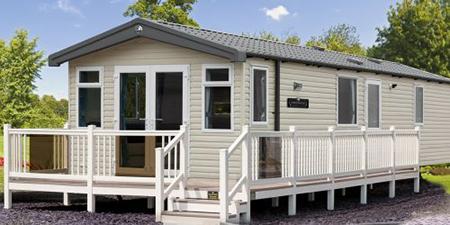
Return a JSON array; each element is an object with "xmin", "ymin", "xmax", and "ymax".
[
  {"xmin": 201, "ymin": 64, "xmax": 234, "ymax": 132},
  {"xmin": 414, "ymin": 85, "xmax": 424, "ymax": 126},
  {"xmin": 365, "ymin": 79, "xmax": 382, "ymax": 129},
  {"xmin": 76, "ymin": 66, "xmax": 104, "ymax": 129},
  {"xmin": 251, "ymin": 66, "xmax": 269, "ymax": 125},
  {"xmin": 336, "ymin": 75, "xmax": 359, "ymax": 127}
]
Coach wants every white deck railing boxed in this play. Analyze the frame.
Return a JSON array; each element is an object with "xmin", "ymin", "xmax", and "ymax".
[
  {"xmin": 3, "ymin": 124, "xmax": 188, "ymax": 214},
  {"xmin": 219, "ymin": 125, "xmax": 420, "ymax": 223}
]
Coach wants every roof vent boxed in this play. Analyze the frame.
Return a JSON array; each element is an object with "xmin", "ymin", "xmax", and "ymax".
[
  {"xmin": 368, "ymin": 58, "xmax": 382, "ymax": 64},
  {"xmin": 347, "ymin": 57, "xmax": 363, "ymax": 65},
  {"xmin": 312, "ymin": 46, "xmax": 325, "ymax": 51}
]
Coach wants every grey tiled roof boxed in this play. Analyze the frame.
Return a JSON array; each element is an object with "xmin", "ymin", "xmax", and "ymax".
[{"xmin": 155, "ymin": 20, "xmax": 450, "ymax": 83}]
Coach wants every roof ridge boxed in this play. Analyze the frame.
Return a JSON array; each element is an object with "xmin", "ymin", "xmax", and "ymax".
[
  {"xmin": 152, "ymin": 19, "xmax": 391, "ymax": 63},
  {"xmin": 153, "ymin": 19, "xmax": 308, "ymax": 47}
]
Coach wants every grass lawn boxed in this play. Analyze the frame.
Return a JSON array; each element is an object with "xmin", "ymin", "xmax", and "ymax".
[{"xmin": 422, "ymin": 173, "xmax": 450, "ymax": 194}]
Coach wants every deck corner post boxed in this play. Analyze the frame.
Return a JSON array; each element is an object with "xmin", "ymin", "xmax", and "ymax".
[
  {"xmin": 271, "ymin": 197, "xmax": 279, "ymax": 207},
  {"xmin": 219, "ymin": 148, "xmax": 229, "ymax": 223},
  {"xmin": 63, "ymin": 193, "xmax": 71, "ymax": 206},
  {"xmin": 307, "ymin": 193, "xmax": 315, "ymax": 202},
  {"xmin": 389, "ymin": 180, "xmax": 396, "ymax": 198},
  {"xmin": 414, "ymin": 177, "xmax": 420, "ymax": 193},
  {"xmin": 179, "ymin": 125, "xmax": 188, "ymax": 199},
  {"xmin": 241, "ymin": 125, "xmax": 251, "ymax": 223},
  {"xmin": 288, "ymin": 194, "xmax": 296, "ymax": 216},
  {"xmin": 360, "ymin": 184, "xmax": 367, "ymax": 204},
  {"xmin": 3, "ymin": 124, "xmax": 11, "ymax": 209},
  {"xmin": 87, "ymin": 125, "xmax": 95, "ymax": 213},
  {"xmin": 155, "ymin": 147, "xmax": 164, "ymax": 222},
  {"xmin": 147, "ymin": 197, "xmax": 155, "ymax": 209},
  {"xmin": 327, "ymin": 189, "xmax": 335, "ymax": 210}
]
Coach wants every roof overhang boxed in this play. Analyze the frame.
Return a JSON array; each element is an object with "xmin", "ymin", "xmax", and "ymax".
[{"xmin": 48, "ymin": 18, "xmax": 246, "ymax": 66}]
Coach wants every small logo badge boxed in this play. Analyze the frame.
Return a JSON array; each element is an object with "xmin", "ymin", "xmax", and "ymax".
[{"xmin": 135, "ymin": 25, "xmax": 143, "ymax": 33}]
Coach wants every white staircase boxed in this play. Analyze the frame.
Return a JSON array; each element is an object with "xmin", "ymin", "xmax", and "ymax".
[{"xmin": 161, "ymin": 197, "xmax": 248, "ymax": 225}]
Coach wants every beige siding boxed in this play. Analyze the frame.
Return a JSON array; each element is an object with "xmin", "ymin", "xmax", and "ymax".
[
  {"xmin": 68, "ymin": 38, "xmax": 244, "ymax": 179},
  {"xmin": 278, "ymin": 62, "xmax": 450, "ymax": 165},
  {"xmin": 67, "ymin": 37, "xmax": 450, "ymax": 179}
]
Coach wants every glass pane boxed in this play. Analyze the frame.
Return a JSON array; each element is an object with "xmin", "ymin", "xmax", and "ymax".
[
  {"xmin": 368, "ymin": 84, "xmax": 380, "ymax": 128},
  {"xmin": 156, "ymin": 72, "xmax": 183, "ymax": 130},
  {"xmin": 205, "ymin": 87, "xmax": 231, "ymax": 129},
  {"xmin": 206, "ymin": 68, "xmax": 229, "ymax": 81},
  {"xmin": 79, "ymin": 71, "xmax": 99, "ymax": 83},
  {"xmin": 338, "ymin": 78, "xmax": 357, "ymax": 124},
  {"xmin": 119, "ymin": 73, "xmax": 146, "ymax": 168},
  {"xmin": 78, "ymin": 88, "xmax": 101, "ymax": 127},
  {"xmin": 253, "ymin": 69, "xmax": 267, "ymax": 122},
  {"xmin": 416, "ymin": 87, "xmax": 423, "ymax": 123},
  {"xmin": 258, "ymin": 137, "xmax": 282, "ymax": 179}
]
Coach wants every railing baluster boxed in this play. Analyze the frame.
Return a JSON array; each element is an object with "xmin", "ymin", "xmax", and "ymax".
[
  {"xmin": 109, "ymin": 136, "xmax": 112, "ymax": 176},
  {"xmin": 103, "ymin": 136, "xmax": 106, "ymax": 176},
  {"xmin": 97, "ymin": 136, "xmax": 100, "ymax": 176}
]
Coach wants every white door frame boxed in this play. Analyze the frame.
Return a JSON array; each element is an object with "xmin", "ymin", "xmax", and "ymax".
[{"xmin": 114, "ymin": 65, "xmax": 190, "ymax": 131}]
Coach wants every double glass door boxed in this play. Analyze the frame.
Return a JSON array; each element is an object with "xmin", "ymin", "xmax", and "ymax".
[{"xmin": 115, "ymin": 65, "xmax": 187, "ymax": 176}]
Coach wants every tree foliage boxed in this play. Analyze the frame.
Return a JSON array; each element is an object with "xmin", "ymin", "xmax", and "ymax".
[
  {"xmin": 368, "ymin": 0, "xmax": 450, "ymax": 77},
  {"xmin": 0, "ymin": 30, "xmax": 46, "ymax": 128},
  {"xmin": 248, "ymin": 31, "xmax": 301, "ymax": 45},
  {"xmin": 124, "ymin": 0, "xmax": 199, "ymax": 27},
  {"xmin": 305, "ymin": 24, "xmax": 366, "ymax": 56},
  {"xmin": 23, "ymin": 95, "xmax": 68, "ymax": 128}
]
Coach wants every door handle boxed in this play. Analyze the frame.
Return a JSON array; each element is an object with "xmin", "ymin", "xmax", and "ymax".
[{"xmin": 156, "ymin": 118, "xmax": 164, "ymax": 122}]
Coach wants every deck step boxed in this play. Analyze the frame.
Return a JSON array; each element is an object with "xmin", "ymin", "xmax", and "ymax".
[
  {"xmin": 171, "ymin": 198, "xmax": 245, "ymax": 214},
  {"xmin": 161, "ymin": 211, "xmax": 237, "ymax": 225}
]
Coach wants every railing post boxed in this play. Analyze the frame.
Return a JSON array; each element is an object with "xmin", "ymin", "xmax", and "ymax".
[
  {"xmin": 179, "ymin": 125, "xmax": 188, "ymax": 199},
  {"xmin": 240, "ymin": 125, "xmax": 251, "ymax": 223},
  {"xmin": 360, "ymin": 126, "xmax": 368, "ymax": 205},
  {"xmin": 414, "ymin": 126, "xmax": 421, "ymax": 193},
  {"xmin": 155, "ymin": 147, "xmax": 164, "ymax": 222},
  {"xmin": 87, "ymin": 125, "xmax": 95, "ymax": 212},
  {"xmin": 219, "ymin": 149, "xmax": 229, "ymax": 223},
  {"xmin": 389, "ymin": 126, "xmax": 396, "ymax": 198},
  {"xmin": 288, "ymin": 126, "xmax": 297, "ymax": 215},
  {"xmin": 4, "ymin": 124, "xmax": 11, "ymax": 209},
  {"xmin": 361, "ymin": 126, "xmax": 368, "ymax": 177},
  {"xmin": 328, "ymin": 126, "xmax": 336, "ymax": 183},
  {"xmin": 327, "ymin": 126, "xmax": 335, "ymax": 211}
]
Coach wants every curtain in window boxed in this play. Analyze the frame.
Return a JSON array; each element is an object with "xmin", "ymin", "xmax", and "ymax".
[
  {"xmin": 338, "ymin": 78, "xmax": 357, "ymax": 124},
  {"xmin": 253, "ymin": 69, "xmax": 267, "ymax": 122}
]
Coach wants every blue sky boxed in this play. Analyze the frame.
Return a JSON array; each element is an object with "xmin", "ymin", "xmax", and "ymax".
[{"xmin": 0, "ymin": 0, "xmax": 400, "ymax": 99}]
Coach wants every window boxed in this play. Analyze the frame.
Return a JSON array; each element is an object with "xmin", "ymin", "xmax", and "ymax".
[
  {"xmin": 366, "ymin": 80, "xmax": 381, "ymax": 128},
  {"xmin": 252, "ymin": 67, "xmax": 268, "ymax": 123},
  {"xmin": 338, "ymin": 77, "xmax": 357, "ymax": 125},
  {"xmin": 415, "ymin": 86, "xmax": 424, "ymax": 124},
  {"xmin": 77, "ymin": 67, "xmax": 102, "ymax": 128},
  {"xmin": 203, "ymin": 65, "xmax": 233, "ymax": 130}
]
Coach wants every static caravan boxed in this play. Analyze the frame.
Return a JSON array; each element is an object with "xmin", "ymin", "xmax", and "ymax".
[{"xmin": 3, "ymin": 18, "xmax": 450, "ymax": 224}]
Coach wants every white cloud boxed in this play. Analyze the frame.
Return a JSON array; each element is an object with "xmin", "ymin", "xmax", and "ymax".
[
  {"xmin": 57, "ymin": 0, "xmax": 84, "ymax": 17},
  {"xmin": 264, "ymin": 5, "xmax": 290, "ymax": 21},
  {"xmin": 39, "ymin": 0, "xmax": 84, "ymax": 18}
]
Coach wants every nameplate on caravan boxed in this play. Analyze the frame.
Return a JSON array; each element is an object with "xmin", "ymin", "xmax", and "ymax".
[
  {"xmin": 287, "ymin": 98, "xmax": 309, "ymax": 108},
  {"xmin": 208, "ymin": 191, "xmax": 219, "ymax": 200}
]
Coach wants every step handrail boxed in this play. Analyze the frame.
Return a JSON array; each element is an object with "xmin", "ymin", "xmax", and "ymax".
[
  {"xmin": 155, "ymin": 125, "xmax": 188, "ymax": 222},
  {"xmin": 220, "ymin": 125, "xmax": 250, "ymax": 223}
]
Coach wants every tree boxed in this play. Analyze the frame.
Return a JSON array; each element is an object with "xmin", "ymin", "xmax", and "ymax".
[
  {"xmin": 247, "ymin": 31, "xmax": 301, "ymax": 45},
  {"xmin": 306, "ymin": 24, "xmax": 366, "ymax": 56},
  {"xmin": 23, "ymin": 95, "xmax": 68, "ymax": 128},
  {"xmin": 368, "ymin": 0, "xmax": 450, "ymax": 77},
  {"xmin": 0, "ymin": 30, "xmax": 46, "ymax": 128},
  {"xmin": 124, "ymin": 0, "xmax": 199, "ymax": 27}
]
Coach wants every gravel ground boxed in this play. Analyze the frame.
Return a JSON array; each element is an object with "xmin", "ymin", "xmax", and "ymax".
[{"xmin": 0, "ymin": 179, "xmax": 448, "ymax": 225}]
